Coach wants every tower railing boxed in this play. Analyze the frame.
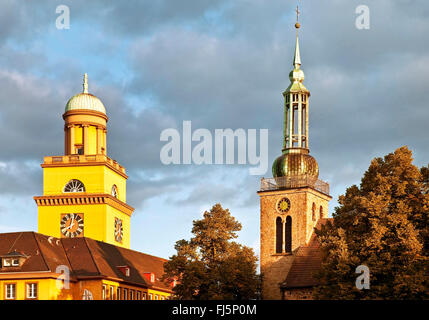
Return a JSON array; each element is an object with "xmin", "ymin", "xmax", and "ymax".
[
  {"xmin": 43, "ymin": 154, "xmax": 126, "ymax": 174},
  {"xmin": 260, "ymin": 175, "xmax": 330, "ymax": 195}
]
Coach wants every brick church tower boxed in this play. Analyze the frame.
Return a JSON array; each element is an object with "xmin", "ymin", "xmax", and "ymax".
[{"xmin": 258, "ymin": 12, "xmax": 331, "ymax": 300}]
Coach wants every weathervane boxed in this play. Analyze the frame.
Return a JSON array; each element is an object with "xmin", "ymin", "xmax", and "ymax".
[
  {"xmin": 296, "ymin": 5, "xmax": 300, "ymax": 23},
  {"xmin": 295, "ymin": 5, "xmax": 301, "ymax": 29}
]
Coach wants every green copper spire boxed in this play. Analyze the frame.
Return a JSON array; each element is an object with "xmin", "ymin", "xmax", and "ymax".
[
  {"xmin": 272, "ymin": 7, "xmax": 318, "ymax": 179},
  {"xmin": 284, "ymin": 13, "xmax": 308, "ymax": 95},
  {"xmin": 293, "ymin": 7, "xmax": 301, "ymax": 68},
  {"xmin": 293, "ymin": 34, "xmax": 301, "ymax": 68}
]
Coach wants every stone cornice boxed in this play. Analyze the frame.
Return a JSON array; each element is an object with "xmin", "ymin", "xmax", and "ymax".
[
  {"xmin": 34, "ymin": 193, "xmax": 134, "ymax": 217},
  {"xmin": 257, "ymin": 186, "xmax": 332, "ymax": 200},
  {"xmin": 63, "ymin": 109, "xmax": 108, "ymax": 122}
]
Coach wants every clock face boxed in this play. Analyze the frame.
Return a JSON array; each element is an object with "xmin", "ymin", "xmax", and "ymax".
[
  {"xmin": 61, "ymin": 213, "xmax": 84, "ymax": 238},
  {"xmin": 114, "ymin": 218, "xmax": 123, "ymax": 242},
  {"xmin": 277, "ymin": 197, "xmax": 291, "ymax": 213}
]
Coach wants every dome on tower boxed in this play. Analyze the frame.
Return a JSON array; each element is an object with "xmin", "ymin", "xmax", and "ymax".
[
  {"xmin": 64, "ymin": 73, "xmax": 106, "ymax": 114},
  {"xmin": 65, "ymin": 93, "xmax": 106, "ymax": 114},
  {"xmin": 272, "ymin": 150, "xmax": 319, "ymax": 179}
]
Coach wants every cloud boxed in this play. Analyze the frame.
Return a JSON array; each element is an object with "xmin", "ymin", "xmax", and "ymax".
[{"xmin": 1, "ymin": 0, "xmax": 429, "ymax": 257}]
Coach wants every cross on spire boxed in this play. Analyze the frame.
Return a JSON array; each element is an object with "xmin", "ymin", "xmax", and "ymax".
[
  {"xmin": 296, "ymin": 5, "xmax": 300, "ymax": 23},
  {"xmin": 293, "ymin": 5, "xmax": 301, "ymax": 67}
]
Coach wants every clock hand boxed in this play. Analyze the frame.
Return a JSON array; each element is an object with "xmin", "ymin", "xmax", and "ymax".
[{"xmin": 64, "ymin": 217, "xmax": 75, "ymax": 231}]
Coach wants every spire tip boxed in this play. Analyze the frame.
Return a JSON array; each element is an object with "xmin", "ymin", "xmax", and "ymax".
[
  {"xmin": 293, "ymin": 5, "xmax": 301, "ymax": 68},
  {"xmin": 83, "ymin": 73, "xmax": 88, "ymax": 93}
]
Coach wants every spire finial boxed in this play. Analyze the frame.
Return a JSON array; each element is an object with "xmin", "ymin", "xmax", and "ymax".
[
  {"xmin": 296, "ymin": 5, "xmax": 300, "ymax": 24},
  {"xmin": 83, "ymin": 73, "xmax": 88, "ymax": 93},
  {"xmin": 293, "ymin": 6, "xmax": 301, "ymax": 68}
]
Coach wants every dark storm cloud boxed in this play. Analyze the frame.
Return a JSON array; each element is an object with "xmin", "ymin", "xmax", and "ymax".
[
  {"xmin": 129, "ymin": 28, "xmax": 284, "ymax": 128},
  {"xmin": 0, "ymin": 70, "xmax": 64, "ymax": 160},
  {"xmin": 0, "ymin": 161, "xmax": 40, "ymax": 196},
  {"xmin": 124, "ymin": 0, "xmax": 429, "ymax": 207},
  {"xmin": 80, "ymin": 0, "xmax": 231, "ymax": 36},
  {"xmin": 0, "ymin": 0, "xmax": 231, "ymax": 41},
  {"xmin": 1, "ymin": 0, "xmax": 429, "ymax": 212}
]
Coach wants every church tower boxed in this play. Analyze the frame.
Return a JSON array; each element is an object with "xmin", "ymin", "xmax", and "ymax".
[
  {"xmin": 34, "ymin": 74, "xmax": 134, "ymax": 248},
  {"xmin": 258, "ymin": 12, "xmax": 331, "ymax": 299}
]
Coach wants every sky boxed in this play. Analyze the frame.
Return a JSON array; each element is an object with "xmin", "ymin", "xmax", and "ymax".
[{"xmin": 0, "ymin": 0, "xmax": 428, "ymax": 261}]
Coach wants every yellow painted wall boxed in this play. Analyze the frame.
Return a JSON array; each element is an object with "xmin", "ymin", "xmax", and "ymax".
[
  {"xmin": 0, "ymin": 277, "xmax": 171, "ymax": 300},
  {"xmin": 75, "ymin": 126, "xmax": 83, "ymax": 144},
  {"xmin": 103, "ymin": 166, "xmax": 126, "ymax": 202},
  {"xmin": 105, "ymin": 205, "xmax": 131, "ymax": 248},
  {"xmin": 38, "ymin": 203, "xmax": 130, "ymax": 248},
  {"xmin": 39, "ymin": 204, "xmax": 105, "ymax": 241},
  {"xmin": 42, "ymin": 165, "xmax": 126, "ymax": 203},
  {"xmin": 148, "ymin": 288, "xmax": 171, "ymax": 300},
  {"xmin": 88, "ymin": 125, "xmax": 97, "ymax": 155},
  {"xmin": 39, "ymin": 162, "xmax": 130, "ymax": 247},
  {"xmin": 0, "ymin": 278, "xmax": 77, "ymax": 300}
]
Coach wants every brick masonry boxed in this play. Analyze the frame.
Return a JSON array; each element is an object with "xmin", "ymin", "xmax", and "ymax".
[
  {"xmin": 258, "ymin": 187, "xmax": 330, "ymax": 300},
  {"xmin": 283, "ymin": 288, "xmax": 314, "ymax": 300}
]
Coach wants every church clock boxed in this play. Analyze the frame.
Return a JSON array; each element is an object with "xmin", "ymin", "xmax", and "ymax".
[
  {"xmin": 60, "ymin": 213, "xmax": 84, "ymax": 238},
  {"xmin": 276, "ymin": 197, "xmax": 291, "ymax": 213}
]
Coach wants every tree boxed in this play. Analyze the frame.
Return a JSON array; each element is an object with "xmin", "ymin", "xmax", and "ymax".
[
  {"xmin": 162, "ymin": 203, "xmax": 259, "ymax": 300},
  {"xmin": 314, "ymin": 146, "xmax": 429, "ymax": 299}
]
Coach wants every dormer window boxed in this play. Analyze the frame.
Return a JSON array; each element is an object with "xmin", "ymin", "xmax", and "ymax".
[
  {"xmin": 143, "ymin": 272, "xmax": 155, "ymax": 283},
  {"xmin": 117, "ymin": 265, "xmax": 130, "ymax": 277},
  {"xmin": 1, "ymin": 250, "xmax": 28, "ymax": 268},
  {"xmin": 4, "ymin": 258, "xmax": 21, "ymax": 267}
]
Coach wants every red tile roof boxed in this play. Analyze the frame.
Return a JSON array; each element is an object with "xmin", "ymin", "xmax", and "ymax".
[
  {"xmin": 0, "ymin": 232, "xmax": 172, "ymax": 292},
  {"xmin": 281, "ymin": 218, "xmax": 332, "ymax": 289},
  {"xmin": 0, "ymin": 232, "xmax": 50, "ymax": 272}
]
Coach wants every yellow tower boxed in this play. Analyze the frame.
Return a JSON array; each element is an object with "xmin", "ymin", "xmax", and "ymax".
[{"xmin": 34, "ymin": 74, "xmax": 134, "ymax": 248}]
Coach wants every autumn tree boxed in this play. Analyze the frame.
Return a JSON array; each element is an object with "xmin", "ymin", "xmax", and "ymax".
[
  {"xmin": 314, "ymin": 146, "xmax": 429, "ymax": 299},
  {"xmin": 162, "ymin": 203, "xmax": 259, "ymax": 300}
]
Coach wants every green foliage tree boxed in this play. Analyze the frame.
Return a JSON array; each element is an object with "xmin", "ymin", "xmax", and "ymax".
[
  {"xmin": 314, "ymin": 146, "xmax": 429, "ymax": 299},
  {"xmin": 162, "ymin": 203, "xmax": 259, "ymax": 300}
]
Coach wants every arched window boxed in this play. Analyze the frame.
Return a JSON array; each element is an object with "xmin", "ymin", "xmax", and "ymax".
[
  {"xmin": 63, "ymin": 179, "xmax": 85, "ymax": 193},
  {"xmin": 285, "ymin": 216, "xmax": 292, "ymax": 253},
  {"xmin": 275, "ymin": 217, "xmax": 283, "ymax": 254},
  {"xmin": 111, "ymin": 185, "xmax": 118, "ymax": 198},
  {"xmin": 312, "ymin": 202, "xmax": 316, "ymax": 221},
  {"xmin": 320, "ymin": 206, "xmax": 323, "ymax": 219}
]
